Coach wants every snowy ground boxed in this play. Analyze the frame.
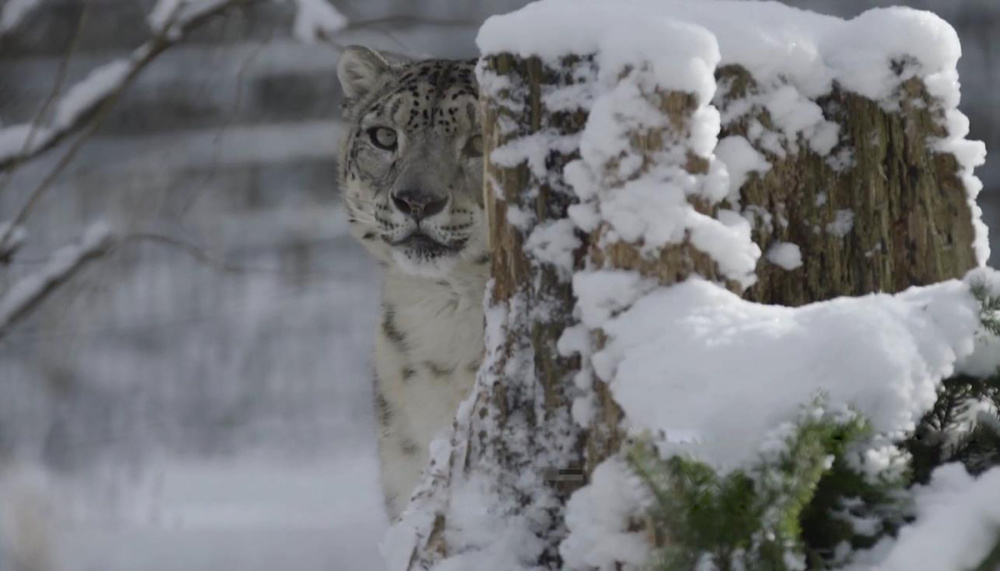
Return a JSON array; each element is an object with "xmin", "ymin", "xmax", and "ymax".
[{"xmin": 53, "ymin": 453, "xmax": 387, "ymax": 571}]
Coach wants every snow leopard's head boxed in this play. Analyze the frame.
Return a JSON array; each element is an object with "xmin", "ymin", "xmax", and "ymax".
[{"xmin": 336, "ymin": 46, "xmax": 487, "ymax": 278}]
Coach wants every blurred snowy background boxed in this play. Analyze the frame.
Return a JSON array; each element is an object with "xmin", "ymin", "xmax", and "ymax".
[{"xmin": 0, "ymin": 0, "xmax": 995, "ymax": 569}]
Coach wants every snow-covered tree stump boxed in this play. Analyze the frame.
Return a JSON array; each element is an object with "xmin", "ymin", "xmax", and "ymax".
[{"xmin": 388, "ymin": 3, "xmax": 997, "ymax": 570}]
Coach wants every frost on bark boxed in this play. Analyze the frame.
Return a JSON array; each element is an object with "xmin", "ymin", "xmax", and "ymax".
[
  {"xmin": 717, "ymin": 66, "xmax": 980, "ymax": 306},
  {"xmin": 581, "ymin": 88, "xmax": 745, "ymax": 472},
  {"xmin": 475, "ymin": 52, "xmax": 591, "ymax": 558}
]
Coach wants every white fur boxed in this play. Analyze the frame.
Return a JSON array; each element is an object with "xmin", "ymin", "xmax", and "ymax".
[{"xmin": 373, "ymin": 262, "xmax": 487, "ymax": 517}]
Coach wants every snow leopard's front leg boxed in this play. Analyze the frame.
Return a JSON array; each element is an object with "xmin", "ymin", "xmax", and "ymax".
[
  {"xmin": 371, "ymin": 274, "xmax": 485, "ymax": 520},
  {"xmin": 372, "ymin": 303, "xmax": 427, "ymax": 519}
]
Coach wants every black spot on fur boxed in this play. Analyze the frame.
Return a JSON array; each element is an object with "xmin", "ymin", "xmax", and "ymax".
[
  {"xmin": 425, "ymin": 361, "xmax": 455, "ymax": 378},
  {"xmin": 400, "ymin": 438, "xmax": 420, "ymax": 456},
  {"xmin": 401, "ymin": 367, "xmax": 416, "ymax": 381},
  {"xmin": 383, "ymin": 491, "xmax": 399, "ymax": 518},
  {"xmin": 382, "ymin": 305, "xmax": 407, "ymax": 351},
  {"xmin": 375, "ymin": 391, "xmax": 392, "ymax": 426}
]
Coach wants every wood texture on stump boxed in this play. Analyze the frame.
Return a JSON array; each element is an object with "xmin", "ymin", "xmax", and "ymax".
[{"xmin": 717, "ymin": 65, "xmax": 978, "ymax": 306}]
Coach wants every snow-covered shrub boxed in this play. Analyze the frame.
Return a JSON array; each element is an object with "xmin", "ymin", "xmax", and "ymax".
[
  {"xmin": 614, "ymin": 283, "xmax": 1000, "ymax": 571},
  {"xmin": 626, "ymin": 400, "xmax": 906, "ymax": 571}
]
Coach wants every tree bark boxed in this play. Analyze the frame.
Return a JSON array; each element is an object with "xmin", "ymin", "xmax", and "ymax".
[{"xmin": 717, "ymin": 66, "xmax": 978, "ymax": 306}]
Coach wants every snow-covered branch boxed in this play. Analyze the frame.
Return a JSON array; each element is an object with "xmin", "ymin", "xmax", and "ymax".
[
  {"xmin": 0, "ymin": 0, "xmax": 262, "ymax": 174},
  {"xmin": 0, "ymin": 0, "xmax": 43, "ymax": 38},
  {"xmin": 0, "ymin": 0, "xmax": 469, "ymax": 175},
  {"xmin": 0, "ymin": 222, "xmax": 113, "ymax": 340}
]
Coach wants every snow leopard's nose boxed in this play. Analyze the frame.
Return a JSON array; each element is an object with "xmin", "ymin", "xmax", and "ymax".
[{"xmin": 391, "ymin": 189, "xmax": 449, "ymax": 222}]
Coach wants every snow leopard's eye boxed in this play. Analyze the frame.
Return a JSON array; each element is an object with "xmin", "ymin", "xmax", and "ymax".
[
  {"xmin": 464, "ymin": 134, "xmax": 483, "ymax": 158},
  {"xmin": 368, "ymin": 127, "xmax": 398, "ymax": 151}
]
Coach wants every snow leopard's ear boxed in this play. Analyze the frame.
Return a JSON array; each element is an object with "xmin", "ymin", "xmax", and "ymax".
[{"xmin": 338, "ymin": 46, "xmax": 391, "ymax": 102}]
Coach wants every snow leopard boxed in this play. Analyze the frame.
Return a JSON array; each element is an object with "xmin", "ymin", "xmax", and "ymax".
[{"xmin": 336, "ymin": 46, "xmax": 488, "ymax": 519}]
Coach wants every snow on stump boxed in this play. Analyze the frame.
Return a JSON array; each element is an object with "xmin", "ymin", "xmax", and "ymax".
[{"xmin": 385, "ymin": 2, "xmax": 994, "ymax": 570}]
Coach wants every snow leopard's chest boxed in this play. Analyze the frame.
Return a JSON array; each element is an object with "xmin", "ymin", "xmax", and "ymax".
[{"xmin": 371, "ymin": 270, "xmax": 486, "ymax": 516}]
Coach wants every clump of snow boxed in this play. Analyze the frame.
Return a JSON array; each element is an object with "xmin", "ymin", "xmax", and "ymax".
[
  {"xmin": 583, "ymin": 275, "xmax": 980, "ymax": 470},
  {"xmin": 934, "ymin": 108, "xmax": 990, "ymax": 265},
  {"xmin": 826, "ymin": 147, "xmax": 856, "ymax": 172},
  {"xmin": 524, "ymin": 219, "xmax": 580, "ymax": 279},
  {"xmin": 846, "ymin": 464, "xmax": 1000, "ymax": 571},
  {"xmin": 0, "ymin": 124, "xmax": 52, "ymax": 162},
  {"xmin": 821, "ymin": 8, "xmax": 961, "ymax": 104},
  {"xmin": 491, "ymin": 131, "xmax": 581, "ymax": 181},
  {"xmin": 504, "ymin": 204, "xmax": 535, "ymax": 231},
  {"xmin": 765, "ymin": 242, "xmax": 803, "ymax": 270},
  {"xmin": 594, "ymin": 19, "xmax": 720, "ymax": 107},
  {"xmin": 573, "ymin": 270, "xmax": 655, "ymax": 330},
  {"xmin": 291, "ymin": 0, "xmax": 348, "ymax": 43},
  {"xmin": 54, "ymin": 60, "xmax": 131, "ymax": 128},
  {"xmin": 147, "ymin": 0, "xmax": 182, "ymax": 33},
  {"xmin": 827, "ymin": 209, "xmax": 855, "ymax": 238},
  {"xmin": 957, "ymin": 267, "xmax": 1000, "ymax": 378},
  {"xmin": 559, "ymin": 458, "xmax": 651, "ymax": 570},
  {"xmin": 0, "ymin": 0, "xmax": 41, "ymax": 35},
  {"xmin": 760, "ymin": 84, "xmax": 840, "ymax": 156},
  {"xmin": 715, "ymin": 135, "xmax": 770, "ymax": 200}
]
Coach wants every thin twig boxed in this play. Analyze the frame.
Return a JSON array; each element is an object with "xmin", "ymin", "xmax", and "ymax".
[
  {"xmin": 10, "ymin": 5, "xmax": 88, "ymax": 171},
  {"xmin": 176, "ymin": 31, "xmax": 273, "ymax": 217},
  {"xmin": 119, "ymin": 232, "xmax": 292, "ymax": 275}
]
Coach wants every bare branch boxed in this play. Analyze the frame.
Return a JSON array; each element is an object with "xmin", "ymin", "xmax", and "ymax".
[{"xmin": 119, "ymin": 232, "xmax": 290, "ymax": 275}]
